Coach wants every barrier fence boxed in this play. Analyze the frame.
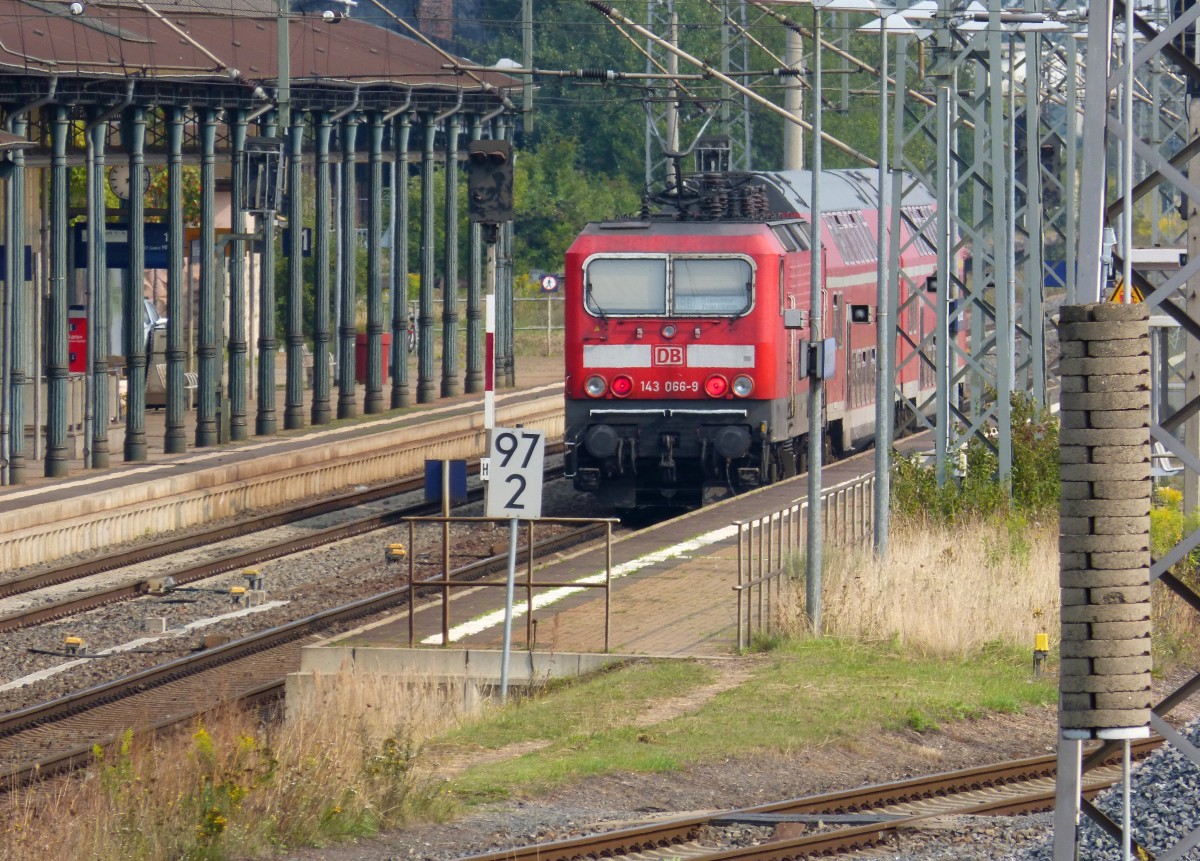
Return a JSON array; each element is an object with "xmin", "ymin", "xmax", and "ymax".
[{"xmin": 733, "ymin": 473, "xmax": 876, "ymax": 652}]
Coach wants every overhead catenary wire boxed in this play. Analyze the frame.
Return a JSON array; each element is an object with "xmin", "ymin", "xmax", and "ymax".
[{"xmin": 586, "ymin": 0, "xmax": 877, "ymax": 167}]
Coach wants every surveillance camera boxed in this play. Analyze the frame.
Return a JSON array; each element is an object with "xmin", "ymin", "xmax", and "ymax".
[
  {"xmin": 69, "ymin": 2, "xmax": 84, "ymax": 15},
  {"xmin": 323, "ymin": 9, "xmax": 335, "ymax": 21}
]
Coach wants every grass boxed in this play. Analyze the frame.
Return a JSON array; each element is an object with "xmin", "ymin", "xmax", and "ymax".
[
  {"xmin": 814, "ymin": 515, "xmax": 1060, "ymax": 657},
  {"xmin": 2, "ymin": 674, "xmax": 463, "ymax": 861},
  {"xmin": 441, "ymin": 639, "xmax": 1055, "ymax": 804}
]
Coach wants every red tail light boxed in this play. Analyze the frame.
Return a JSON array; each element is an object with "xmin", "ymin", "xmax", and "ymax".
[
  {"xmin": 704, "ymin": 374, "xmax": 729, "ymax": 398},
  {"xmin": 611, "ymin": 375, "xmax": 633, "ymax": 397}
]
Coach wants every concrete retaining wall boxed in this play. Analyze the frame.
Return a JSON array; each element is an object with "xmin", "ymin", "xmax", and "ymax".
[
  {"xmin": 0, "ymin": 397, "xmax": 561, "ymax": 570},
  {"xmin": 286, "ymin": 645, "xmax": 632, "ymax": 717}
]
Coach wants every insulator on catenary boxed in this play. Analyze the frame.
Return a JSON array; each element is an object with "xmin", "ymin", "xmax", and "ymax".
[
  {"xmin": 774, "ymin": 67, "xmax": 803, "ymax": 77},
  {"xmin": 577, "ymin": 69, "xmax": 615, "ymax": 81}
]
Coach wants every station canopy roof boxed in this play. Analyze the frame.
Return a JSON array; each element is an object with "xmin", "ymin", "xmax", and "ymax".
[{"xmin": 0, "ymin": 0, "xmax": 516, "ymax": 111}]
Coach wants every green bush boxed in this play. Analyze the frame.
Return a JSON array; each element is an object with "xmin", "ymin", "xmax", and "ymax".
[{"xmin": 891, "ymin": 392, "xmax": 1059, "ymax": 523}]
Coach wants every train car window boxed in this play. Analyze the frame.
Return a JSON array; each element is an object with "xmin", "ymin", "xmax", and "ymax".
[
  {"xmin": 584, "ymin": 257, "xmax": 667, "ymax": 316},
  {"xmin": 786, "ymin": 222, "xmax": 810, "ymax": 250},
  {"xmin": 672, "ymin": 258, "xmax": 753, "ymax": 315}
]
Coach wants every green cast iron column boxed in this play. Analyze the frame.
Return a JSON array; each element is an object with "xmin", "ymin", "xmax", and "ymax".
[
  {"xmin": 417, "ymin": 113, "xmax": 436, "ymax": 404},
  {"xmin": 46, "ymin": 104, "xmax": 70, "ymax": 477},
  {"xmin": 336, "ymin": 115, "xmax": 358, "ymax": 419},
  {"xmin": 312, "ymin": 112, "xmax": 333, "ymax": 425},
  {"xmin": 391, "ymin": 113, "xmax": 412, "ymax": 408},
  {"xmin": 284, "ymin": 113, "xmax": 306, "ymax": 428},
  {"xmin": 195, "ymin": 109, "xmax": 218, "ymax": 447},
  {"xmin": 441, "ymin": 112, "xmax": 461, "ymax": 397},
  {"xmin": 256, "ymin": 115, "xmax": 279, "ymax": 437},
  {"xmin": 88, "ymin": 115, "xmax": 110, "ymax": 468},
  {"xmin": 464, "ymin": 115, "xmax": 483, "ymax": 394},
  {"xmin": 6, "ymin": 114, "xmax": 27, "ymax": 482},
  {"xmin": 164, "ymin": 107, "xmax": 187, "ymax": 454},
  {"xmin": 123, "ymin": 106, "xmax": 148, "ymax": 461},
  {"xmin": 364, "ymin": 112, "xmax": 384, "ymax": 414},
  {"xmin": 229, "ymin": 111, "xmax": 249, "ymax": 441}
]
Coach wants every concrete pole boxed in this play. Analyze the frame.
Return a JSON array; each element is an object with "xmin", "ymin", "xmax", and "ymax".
[
  {"xmin": 935, "ymin": 87, "xmax": 951, "ymax": 486},
  {"xmin": 1024, "ymin": 29, "xmax": 1046, "ymax": 406},
  {"xmin": 784, "ymin": 27, "xmax": 805, "ymax": 170},
  {"xmin": 872, "ymin": 24, "xmax": 891, "ymax": 557},
  {"xmin": 312, "ymin": 112, "xmax": 334, "ymax": 425},
  {"xmin": 522, "ymin": 0, "xmax": 533, "ymax": 137},
  {"xmin": 806, "ymin": 8, "xmax": 824, "ymax": 634},
  {"xmin": 989, "ymin": 2, "xmax": 1013, "ymax": 488}
]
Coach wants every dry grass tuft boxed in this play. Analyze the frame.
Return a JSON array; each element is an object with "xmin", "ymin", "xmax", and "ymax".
[
  {"xmin": 789, "ymin": 515, "xmax": 1060, "ymax": 657},
  {"xmin": 1, "ymin": 670, "xmax": 467, "ymax": 861}
]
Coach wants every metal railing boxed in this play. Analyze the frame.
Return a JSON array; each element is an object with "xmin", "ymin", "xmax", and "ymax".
[
  {"xmin": 401, "ymin": 515, "xmax": 618, "ymax": 652},
  {"xmin": 513, "ymin": 295, "xmax": 564, "ymax": 355},
  {"xmin": 733, "ymin": 473, "xmax": 875, "ymax": 652}
]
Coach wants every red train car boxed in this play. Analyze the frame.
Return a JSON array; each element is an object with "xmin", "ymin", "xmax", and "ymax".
[{"xmin": 563, "ymin": 169, "xmax": 940, "ymax": 510}]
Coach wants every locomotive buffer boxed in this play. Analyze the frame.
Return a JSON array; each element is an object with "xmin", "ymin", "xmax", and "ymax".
[{"xmin": 486, "ymin": 427, "xmax": 545, "ymax": 698}]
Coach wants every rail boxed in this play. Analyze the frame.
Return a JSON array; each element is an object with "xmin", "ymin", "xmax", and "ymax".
[
  {"xmin": 452, "ymin": 738, "xmax": 1161, "ymax": 861},
  {"xmin": 733, "ymin": 473, "xmax": 875, "ymax": 652}
]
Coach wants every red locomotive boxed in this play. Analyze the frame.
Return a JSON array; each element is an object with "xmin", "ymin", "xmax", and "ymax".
[{"xmin": 562, "ymin": 168, "xmax": 942, "ymax": 510}]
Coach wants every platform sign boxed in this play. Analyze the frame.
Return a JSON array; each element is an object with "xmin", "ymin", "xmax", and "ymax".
[{"xmin": 485, "ymin": 428, "xmax": 545, "ymax": 519}]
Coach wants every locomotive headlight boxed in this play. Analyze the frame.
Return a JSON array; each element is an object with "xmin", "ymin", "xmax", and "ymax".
[
  {"xmin": 732, "ymin": 375, "xmax": 754, "ymax": 398},
  {"xmin": 611, "ymin": 374, "xmax": 633, "ymax": 397},
  {"xmin": 661, "ymin": 324, "xmax": 677, "ymax": 339},
  {"xmin": 585, "ymin": 375, "xmax": 608, "ymax": 397},
  {"xmin": 704, "ymin": 374, "xmax": 729, "ymax": 398}
]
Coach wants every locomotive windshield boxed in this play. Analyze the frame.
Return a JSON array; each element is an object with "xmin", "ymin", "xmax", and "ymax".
[
  {"xmin": 584, "ymin": 255, "xmax": 753, "ymax": 317},
  {"xmin": 585, "ymin": 257, "xmax": 667, "ymax": 315}
]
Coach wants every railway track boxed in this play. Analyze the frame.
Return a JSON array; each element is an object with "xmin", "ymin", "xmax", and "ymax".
[
  {"xmin": 0, "ymin": 447, "xmax": 565, "ymax": 634},
  {"xmin": 0, "ymin": 516, "xmax": 608, "ymax": 791},
  {"xmin": 451, "ymin": 739, "xmax": 1161, "ymax": 861}
]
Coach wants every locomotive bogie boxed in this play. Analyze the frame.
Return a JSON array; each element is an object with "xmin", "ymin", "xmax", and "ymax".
[{"xmin": 564, "ymin": 398, "xmax": 789, "ymax": 508}]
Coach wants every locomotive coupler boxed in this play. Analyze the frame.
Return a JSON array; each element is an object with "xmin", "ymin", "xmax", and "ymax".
[{"xmin": 659, "ymin": 434, "xmax": 677, "ymax": 483}]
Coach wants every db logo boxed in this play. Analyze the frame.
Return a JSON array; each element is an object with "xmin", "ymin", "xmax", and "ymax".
[{"xmin": 653, "ymin": 345, "xmax": 684, "ymax": 366}]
